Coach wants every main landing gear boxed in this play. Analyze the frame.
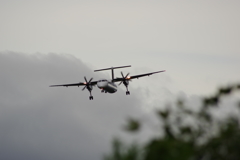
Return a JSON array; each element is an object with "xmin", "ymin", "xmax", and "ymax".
[
  {"xmin": 89, "ymin": 96, "xmax": 93, "ymax": 100},
  {"xmin": 88, "ymin": 91, "xmax": 94, "ymax": 100},
  {"xmin": 118, "ymin": 72, "xmax": 131, "ymax": 96},
  {"xmin": 125, "ymin": 86, "xmax": 130, "ymax": 95},
  {"xmin": 81, "ymin": 76, "xmax": 94, "ymax": 100}
]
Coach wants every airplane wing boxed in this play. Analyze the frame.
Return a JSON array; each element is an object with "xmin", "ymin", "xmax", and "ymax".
[
  {"xmin": 50, "ymin": 81, "xmax": 98, "ymax": 87},
  {"xmin": 113, "ymin": 70, "xmax": 165, "ymax": 82}
]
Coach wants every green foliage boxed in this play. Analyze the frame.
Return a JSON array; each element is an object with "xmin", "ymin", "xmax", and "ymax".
[
  {"xmin": 157, "ymin": 109, "xmax": 170, "ymax": 120},
  {"xmin": 144, "ymin": 138, "xmax": 195, "ymax": 160},
  {"xmin": 104, "ymin": 84, "xmax": 240, "ymax": 160},
  {"xmin": 123, "ymin": 118, "xmax": 141, "ymax": 132},
  {"xmin": 203, "ymin": 96, "xmax": 219, "ymax": 106},
  {"xmin": 103, "ymin": 138, "xmax": 140, "ymax": 160},
  {"xmin": 200, "ymin": 118, "xmax": 240, "ymax": 160}
]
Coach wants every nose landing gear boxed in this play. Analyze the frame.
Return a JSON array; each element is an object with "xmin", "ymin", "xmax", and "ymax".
[{"xmin": 101, "ymin": 89, "xmax": 107, "ymax": 93}]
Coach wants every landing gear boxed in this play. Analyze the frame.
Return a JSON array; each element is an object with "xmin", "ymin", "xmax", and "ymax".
[
  {"xmin": 125, "ymin": 85, "xmax": 130, "ymax": 95},
  {"xmin": 89, "ymin": 91, "xmax": 93, "ymax": 100},
  {"xmin": 118, "ymin": 72, "xmax": 131, "ymax": 96},
  {"xmin": 101, "ymin": 89, "xmax": 107, "ymax": 93},
  {"xmin": 81, "ymin": 76, "xmax": 94, "ymax": 100}
]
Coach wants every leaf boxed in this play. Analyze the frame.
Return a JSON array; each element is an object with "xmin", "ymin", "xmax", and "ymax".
[
  {"xmin": 203, "ymin": 96, "xmax": 219, "ymax": 107},
  {"xmin": 180, "ymin": 126, "xmax": 192, "ymax": 135},
  {"xmin": 123, "ymin": 118, "xmax": 141, "ymax": 132},
  {"xmin": 157, "ymin": 110, "xmax": 170, "ymax": 120},
  {"xmin": 218, "ymin": 87, "xmax": 232, "ymax": 96}
]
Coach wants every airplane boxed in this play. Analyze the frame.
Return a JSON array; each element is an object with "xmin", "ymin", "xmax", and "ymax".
[{"xmin": 50, "ymin": 65, "xmax": 165, "ymax": 100}]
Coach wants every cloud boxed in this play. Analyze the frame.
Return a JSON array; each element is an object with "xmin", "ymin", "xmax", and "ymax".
[
  {"xmin": 0, "ymin": 52, "xmax": 147, "ymax": 160},
  {"xmin": 1, "ymin": 51, "xmax": 238, "ymax": 160}
]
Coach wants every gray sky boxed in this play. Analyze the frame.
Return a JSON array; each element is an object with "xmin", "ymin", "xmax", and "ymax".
[
  {"xmin": 0, "ymin": 0, "xmax": 239, "ymax": 95},
  {"xmin": 0, "ymin": 0, "xmax": 240, "ymax": 159}
]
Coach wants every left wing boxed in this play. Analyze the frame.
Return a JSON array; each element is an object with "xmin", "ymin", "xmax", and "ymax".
[{"xmin": 113, "ymin": 70, "xmax": 165, "ymax": 82}]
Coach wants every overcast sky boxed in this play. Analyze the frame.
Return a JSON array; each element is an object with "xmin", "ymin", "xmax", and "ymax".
[
  {"xmin": 0, "ymin": 0, "xmax": 240, "ymax": 159},
  {"xmin": 0, "ymin": 52, "xmax": 154, "ymax": 160},
  {"xmin": 1, "ymin": 0, "xmax": 240, "ymax": 95}
]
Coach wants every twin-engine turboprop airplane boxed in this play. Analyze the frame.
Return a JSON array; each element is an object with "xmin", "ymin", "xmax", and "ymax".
[{"xmin": 50, "ymin": 65, "xmax": 165, "ymax": 100}]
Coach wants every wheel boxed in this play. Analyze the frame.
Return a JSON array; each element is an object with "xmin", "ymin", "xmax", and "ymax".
[
  {"xmin": 126, "ymin": 91, "xmax": 130, "ymax": 95},
  {"xmin": 89, "ymin": 96, "xmax": 93, "ymax": 100}
]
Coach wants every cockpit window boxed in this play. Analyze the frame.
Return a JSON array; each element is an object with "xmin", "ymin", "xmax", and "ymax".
[{"xmin": 98, "ymin": 79, "xmax": 107, "ymax": 82}]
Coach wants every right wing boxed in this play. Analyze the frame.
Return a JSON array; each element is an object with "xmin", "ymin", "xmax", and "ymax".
[{"xmin": 50, "ymin": 81, "xmax": 98, "ymax": 87}]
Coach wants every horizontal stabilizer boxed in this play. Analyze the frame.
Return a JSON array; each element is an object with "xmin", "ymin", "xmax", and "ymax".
[
  {"xmin": 94, "ymin": 65, "xmax": 131, "ymax": 80},
  {"xmin": 94, "ymin": 65, "xmax": 131, "ymax": 72}
]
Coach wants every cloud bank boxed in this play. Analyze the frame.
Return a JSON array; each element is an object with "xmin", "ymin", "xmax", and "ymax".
[{"xmin": 0, "ymin": 52, "xmax": 148, "ymax": 160}]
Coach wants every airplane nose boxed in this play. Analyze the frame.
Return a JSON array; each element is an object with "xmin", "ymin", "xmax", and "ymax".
[{"xmin": 97, "ymin": 81, "xmax": 107, "ymax": 88}]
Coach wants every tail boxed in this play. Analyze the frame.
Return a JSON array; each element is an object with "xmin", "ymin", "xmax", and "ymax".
[{"xmin": 94, "ymin": 65, "xmax": 131, "ymax": 80}]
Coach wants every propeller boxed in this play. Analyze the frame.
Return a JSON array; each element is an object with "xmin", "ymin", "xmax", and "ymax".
[
  {"xmin": 119, "ymin": 72, "xmax": 131, "ymax": 86},
  {"xmin": 82, "ymin": 76, "xmax": 93, "ymax": 91}
]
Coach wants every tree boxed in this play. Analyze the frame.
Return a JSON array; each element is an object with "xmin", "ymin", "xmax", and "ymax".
[{"xmin": 104, "ymin": 84, "xmax": 240, "ymax": 160}]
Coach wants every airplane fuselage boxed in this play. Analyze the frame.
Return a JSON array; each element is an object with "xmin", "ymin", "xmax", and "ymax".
[{"xmin": 97, "ymin": 79, "xmax": 117, "ymax": 93}]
